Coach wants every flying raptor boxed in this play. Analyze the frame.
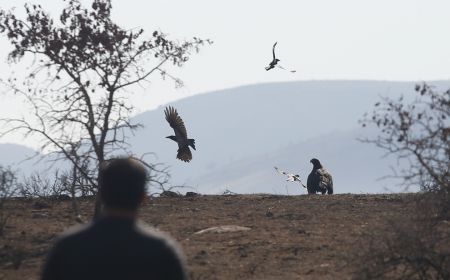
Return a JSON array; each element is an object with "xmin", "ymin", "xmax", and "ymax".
[
  {"xmin": 164, "ymin": 106, "xmax": 196, "ymax": 162},
  {"xmin": 307, "ymin": 158, "xmax": 333, "ymax": 194},
  {"xmin": 265, "ymin": 42, "xmax": 296, "ymax": 73},
  {"xmin": 265, "ymin": 42, "xmax": 280, "ymax": 71},
  {"xmin": 274, "ymin": 167, "xmax": 306, "ymax": 188}
]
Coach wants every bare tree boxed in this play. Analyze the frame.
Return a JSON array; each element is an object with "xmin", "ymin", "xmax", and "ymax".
[
  {"xmin": 356, "ymin": 83, "xmax": 450, "ymax": 279},
  {"xmin": 0, "ymin": 0, "xmax": 210, "ymax": 218},
  {"xmin": 361, "ymin": 83, "xmax": 449, "ymax": 206},
  {"xmin": 19, "ymin": 170, "xmax": 68, "ymax": 200},
  {"xmin": 0, "ymin": 166, "xmax": 18, "ymax": 236}
]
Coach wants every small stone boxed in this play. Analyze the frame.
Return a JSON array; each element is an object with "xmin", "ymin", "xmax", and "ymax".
[{"xmin": 194, "ymin": 225, "xmax": 251, "ymax": 234}]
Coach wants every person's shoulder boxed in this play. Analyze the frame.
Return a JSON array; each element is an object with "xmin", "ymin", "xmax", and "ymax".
[
  {"xmin": 60, "ymin": 222, "xmax": 92, "ymax": 238},
  {"xmin": 52, "ymin": 222, "xmax": 93, "ymax": 248},
  {"xmin": 135, "ymin": 221, "xmax": 184, "ymax": 254},
  {"xmin": 135, "ymin": 221, "xmax": 187, "ymax": 279},
  {"xmin": 135, "ymin": 221, "xmax": 176, "ymax": 243}
]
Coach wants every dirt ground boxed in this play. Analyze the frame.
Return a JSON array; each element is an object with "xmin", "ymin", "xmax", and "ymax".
[{"xmin": 0, "ymin": 193, "xmax": 418, "ymax": 280}]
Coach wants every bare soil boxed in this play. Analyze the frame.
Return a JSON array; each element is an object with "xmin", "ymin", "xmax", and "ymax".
[{"xmin": 0, "ymin": 193, "xmax": 418, "ymax": 280}]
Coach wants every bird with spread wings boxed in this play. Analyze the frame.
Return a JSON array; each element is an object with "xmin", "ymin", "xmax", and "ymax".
[
  {"xmin": 265, "ymin": 42, "xmax": 280, "ymax": 71},
  {"xmin": 274, "ymin": 167, "xmax": 306, "ymax": 188},
  {"xmin": 265, "ymin": 42, "xmax": 296, "ymax": 73},
  {"xmin": 164, "ymin": 106, "xmax": 196, "ymax": 162}
]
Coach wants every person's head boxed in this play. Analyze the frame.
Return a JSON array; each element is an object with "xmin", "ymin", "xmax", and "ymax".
[{"xmin": 98, "ymin": 157, "xmax": 148, "ymax": 212}]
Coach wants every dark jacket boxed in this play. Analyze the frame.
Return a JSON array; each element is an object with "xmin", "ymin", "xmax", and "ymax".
[{"xmin": 41, "ymin": 217, "xmax": 187, "ymax": 280}]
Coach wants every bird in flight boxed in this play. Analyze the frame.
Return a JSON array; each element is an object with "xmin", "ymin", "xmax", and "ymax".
[
  {"xmin": 307, "ymin": 158, "xmax": 333, "ymax": 194},
  {"xmin": 164, "ymin": 106, "xmax": 196, "ymax": 162},
  {"xmin": 265, "ymin": 42, "xmax": 296, "ymax": 73},
  {"xmin": 265, "ymin": 42, "xmax": 280, "ymax": 71},
  {"xmin": 274, "ymin": 167, "xmax": 306, "ymax": 188}
]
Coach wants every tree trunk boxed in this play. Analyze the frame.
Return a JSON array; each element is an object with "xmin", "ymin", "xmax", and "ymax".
[
  {"xmin": 93, "ymin": 169, "xmax": 103, "ymax": 220},
  {"xmin": 93, "ymin": 194, "xmax": 102, "ymax": 220},
  {"xmin": 70, "ymin": 164, "xmax": 81, "ymax": 222}
]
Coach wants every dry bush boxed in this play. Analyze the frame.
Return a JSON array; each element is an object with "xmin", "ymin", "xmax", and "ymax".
[
  {"xmin": 19, "ymin": 167, "xmax": 91, "ymax": 221},
  {"xmin": 356, "ymin": 83, "xmax": 450, "ymax": 279},
  {"xmin": 0, "ymin": 166, "xmax": 18, "ymax": 236},
  {"xmin": 354, "ymin": 196, "xmax": 450, "ymax": 280},
  {"xmin": 19, "ymin": 171, "xmax": 69, "ymax": 201}
]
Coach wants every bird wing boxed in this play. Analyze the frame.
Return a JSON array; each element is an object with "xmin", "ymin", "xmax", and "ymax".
[
  {"xmin": 274, "ymin": 167, "xmax": 287, "ymax": 175},
  {"xmin": 177, "ymin": 146, "xmax": 192, "ymax": 162},
  {"xmin": 286, "ymin": 175, "xmax": 295, "ymax": 182},
  {"xmin": 272, "ymin": 42, "xmax": 277, "ymax": 60},
  {"xmin": 276, "ymin": 64, "xmax": 297, "ymax": 73},
  {"xmin": 165, "ymin": 106, "xmax": 188, "ymax": 139},
  {"xmin": 276, "ymin": 167, "xmax": 306, "ymax": 188},
  {"xmin": 290, "ymin": 175, "xmax": 306, "ymax": 188},
  {"xmin": 307, "ymin": 170, "xmax": 319, "ymax": 190},
  {"xmin": 317, "ymin": 168, "xmax": 333, "ymax": 189}
]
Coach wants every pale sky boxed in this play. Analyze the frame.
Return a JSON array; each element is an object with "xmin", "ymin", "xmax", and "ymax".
[{"xmin": 0, "ymin": 0, "xmax": 450, "ymax": 146}]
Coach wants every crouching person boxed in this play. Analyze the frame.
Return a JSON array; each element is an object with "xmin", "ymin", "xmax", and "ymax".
[{"xmin": 41, "ymin": 157, "xmax": 187, "ymax": 280}]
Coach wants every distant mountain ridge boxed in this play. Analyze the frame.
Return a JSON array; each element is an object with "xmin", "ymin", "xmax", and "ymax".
[
  {"xmin": 0, "ymin": 143, "xmax": 38, "ymax": 173},
  {"xmin": 190, "ymin": 127, "xmax": 405, "ymax": 194},
  {"xmin": 2, "ymin": 80, "xmax": 449, "ymax": 193},
  {"xmin": 128, "ymin": 80, "xmax": 450, "ymax": 193}
]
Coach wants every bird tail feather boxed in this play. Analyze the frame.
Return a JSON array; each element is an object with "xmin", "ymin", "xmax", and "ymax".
[
  {"xmin": 188, "ymin": 139, "xmax": 196, "ymax": 150},
  {"xmin": 177, "ymin": 146, "xmax": 192, "ymax": 162}
]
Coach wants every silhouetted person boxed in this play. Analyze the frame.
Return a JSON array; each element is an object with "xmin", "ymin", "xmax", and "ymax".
[{"xmin": 41, "ymin": 157, "xmax": 187, "ymax": 280}]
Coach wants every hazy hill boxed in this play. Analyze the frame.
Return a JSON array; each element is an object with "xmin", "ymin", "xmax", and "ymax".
[
  {"xmin": 130, "ymin": 80, "xmax": 448, "ymax": 193},
  {"xmin": 0, "ymin": 143, "xmax": 39, "ymax": 174},
  {"xmin": 189, "ymin": 128, "xmax": 403, "ymax": 194},
  {"xmin": 2, "ymin": 80, "xmax": 449, "ymax": 193}
]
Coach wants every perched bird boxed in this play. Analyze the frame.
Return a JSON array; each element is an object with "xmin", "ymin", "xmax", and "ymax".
[
  {"xmin": 274, "ymin": 167, "xmax": 306, "ymax": 188},
  {"xmin": 164, "ymin": 106, "xmax": 196, "ymax": 162},
  {"xmin": 265, "ymin": 42, "xmax": 280, "ymax": 71},
  {"xmin": 307, "ymin": 158, "xmax": 333, "ymax": 194}
]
